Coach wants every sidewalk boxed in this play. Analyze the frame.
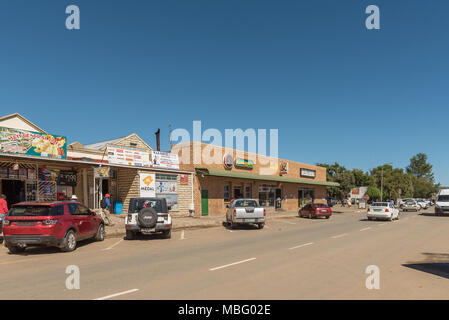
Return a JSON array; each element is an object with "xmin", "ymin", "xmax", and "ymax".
[
  {"xmin": 104, "ymin": 206, "xmax": 368, "ymax": 238},
  {"xmin": 104, "ymin": 210, "xmax": 300, "ymax": 238}
]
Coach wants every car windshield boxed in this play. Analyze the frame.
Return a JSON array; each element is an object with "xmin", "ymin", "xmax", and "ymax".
[
  {"xmin": 437, "ymin": 195, "xmax": 449, "ymax": 202},
  {"xmin": 372, "ymin": 202, "xmax": 389, "ymax": 207},
  {"xmin": 9, "ymin": 205, "xmax": 57, "ymax": 216},
  {"xmin": 405, "ymin": 201, "xmax": 415, "ymax": 205},
  {"xmin": 234, "ymin": 200, "xmax": 259, "ymax": 207}
]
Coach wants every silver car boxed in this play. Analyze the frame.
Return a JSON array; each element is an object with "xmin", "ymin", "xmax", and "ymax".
[
  {"xmin": 402, "ymin": 200, "xmax": 420, "ymax": 212},
  {"xmin": 226, "ymin": 199, "xmax": 266, "ymax": 229}
]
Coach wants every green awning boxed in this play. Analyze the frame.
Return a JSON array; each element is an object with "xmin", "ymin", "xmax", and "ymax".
[{"xmin": 195, "ymin": 167, "xmax": 340, "ymax": 187}]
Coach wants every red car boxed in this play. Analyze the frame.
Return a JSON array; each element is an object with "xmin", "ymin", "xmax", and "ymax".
[
  {"xmin": 299, "ymin": 203, "xmax": 332, "ymax": 219},
  {"xmin": 3, "ymin": 201, "xmax": 104, "ymax": 253}
]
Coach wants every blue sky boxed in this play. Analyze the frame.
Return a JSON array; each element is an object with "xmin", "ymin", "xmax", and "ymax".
[{"xmin": 1, "ymin": 0, "xmax": 448, "ymax": 184}]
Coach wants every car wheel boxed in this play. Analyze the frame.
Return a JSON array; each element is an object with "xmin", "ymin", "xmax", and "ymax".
[
  {"xmin": 61, "ymin": 230, "xmax": 77, "ymax": 252},
  {"xmin": 258, "ymin": 223, "xmax": 264, "ymax": 229},
  {"xmin": 325, "ymin": 216, "xmax": 330, "ymax": 219},
  {"xmin": 94, "ymin": 223, "xmax": 105, "ymax": 241},
  {"xmin": 125, "ymin": 230, "xmax": 135, "ymax": 240},
  {"xmin": 229, "ymin": 220, "xmax": 234, "ymax": 229},
  {"xmin": 162, "ymin": 229, "xmax": 171, "ymax": 239}
]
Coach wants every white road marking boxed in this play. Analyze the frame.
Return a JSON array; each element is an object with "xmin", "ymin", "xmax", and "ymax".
[
  {"xmin": 209, "ymin": 258, "xmax": 256, "ymax": 271},
  {"xmin": 180, "ymin": 230, "xmax": 185, "ymax": 240},
  {"xmin": 94, "ymin": 289, "xmax": 139, "ymax": 300},
  {"xmin": 331, "ymin": 233, "xmax": 348, "ymax": 239},
  {"xmin": 359, "ymin": 227, "xmax": 371, "ymax": 231},
  {"xmin": 289, "ymin": 242, "xmax": 314, "ymax": 250},
  {"xmin": 102, "ymin": 239, "xmax": 123, "ymax": 251}
]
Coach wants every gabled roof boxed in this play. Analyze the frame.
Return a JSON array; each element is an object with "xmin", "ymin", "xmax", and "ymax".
[
  {"xmin": 84, "ymin": 133, "xmax": 152, "ymax": 151},
  {"xmin": 0, "ymin": 113, "xmax": 47, "ymax": 133}
]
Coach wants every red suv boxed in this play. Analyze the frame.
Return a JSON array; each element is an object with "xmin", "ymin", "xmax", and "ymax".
[
  {"xmin": 3, "ymin": 201, "xmax": 104, "ymax": 253},
  {"xmin": 299, "ymin": 203, "xmax": 332, "ymax": 219}
]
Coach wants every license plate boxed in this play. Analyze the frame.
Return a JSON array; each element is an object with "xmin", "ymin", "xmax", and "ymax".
[
  {"xmin": 374, "ymin": 209, "xmax": 382, "ymax": 212},
  {"xmin": 244, "ymin": 219, "xmax": 255, "ymax": 223},
  {"xmin": 321, "ymin": 210, "xmax": 327, "ymax": 213},
  {"xmin": 142, "ymin": 228, "xmax": 156, "ymax": 232},
  {"xmin": 17, "ymin": 222, "xmax": 35, "ymax": 226}
]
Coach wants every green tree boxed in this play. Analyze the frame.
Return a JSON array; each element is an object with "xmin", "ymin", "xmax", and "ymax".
[
  {"xmin": 366, "ymin": 186, "xmax": 381, "ymax": 201},
  {"xmin": 406, "ymin": 153, "xmax": 434, "ymax": 181}
]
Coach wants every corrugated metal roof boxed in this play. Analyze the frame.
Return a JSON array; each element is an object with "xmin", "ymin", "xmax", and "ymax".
[{"xmin": 195, "ymin": 167, "xmax": 340, "ymax": 187}]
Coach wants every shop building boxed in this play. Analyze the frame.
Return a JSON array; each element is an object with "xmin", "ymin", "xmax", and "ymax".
[
  {"xmin": 68, "ymin": 135, "xmax": 194, "ymax": 215},
  {"xmin": 173, "ymin": 142, "xmax": 339, "ymax": 215},
  {"xmin": 0, "ymin": 114, "xmax": 194, "ymax": 215}
]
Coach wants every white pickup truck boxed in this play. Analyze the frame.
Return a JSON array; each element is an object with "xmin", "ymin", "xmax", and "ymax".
[{"xmin": 225, "ymin": 199, "xmax": 266, "ymax": 229}]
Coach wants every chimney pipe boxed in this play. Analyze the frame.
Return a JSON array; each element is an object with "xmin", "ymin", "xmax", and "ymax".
[{"xmin": 155, "ymin": 129, "xmax": 161, "ymax": 151}]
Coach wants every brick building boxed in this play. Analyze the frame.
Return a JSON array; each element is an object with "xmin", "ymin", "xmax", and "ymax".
[{"xmin": 172, "ymin": 142, "xmax": 339, "ymax": 215}]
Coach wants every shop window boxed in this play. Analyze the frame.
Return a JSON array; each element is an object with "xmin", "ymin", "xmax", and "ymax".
[
  {"xmin": 156, "ymin": 174, "xmax": 177, "ymax": 181},
  {"xmin": 224, "ymin": 185, "xmax": 230, "ymax": 202}
]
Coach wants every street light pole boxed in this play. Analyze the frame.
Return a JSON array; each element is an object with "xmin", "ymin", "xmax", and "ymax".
[
  {"xmin": 381, "ymin": 167, "xmax": 383, "ymax": 202},
  {"xmin": 381, "ymin": 162, "xmax": 393, "ymax": 202}
]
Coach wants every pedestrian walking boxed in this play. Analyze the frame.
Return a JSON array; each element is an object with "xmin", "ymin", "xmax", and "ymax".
[{"xmin": 100, "ymin": 194, "xmax": 114, "ymax": 226}]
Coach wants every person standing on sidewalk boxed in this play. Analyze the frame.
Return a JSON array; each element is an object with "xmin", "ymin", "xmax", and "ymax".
[
  {"xmin": 100, "ymin": 194, "xmax": 114, "ymax": 226},
  {"xmin": 0, "ymin": 194, "xmax": 9, "ymax": 237}
]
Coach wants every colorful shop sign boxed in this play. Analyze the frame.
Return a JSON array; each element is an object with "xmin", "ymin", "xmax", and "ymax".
[
  {"xmin": 139, "ymin": 173, "xmax": 156, "ymax": 197},
  {"xmin": 280, "ymin": 162, "xmax": 288, "ymax": 175},
  {"xmin": 0, "ymin": 126, "xmax": 67, "ymax": 159},
  {"xmin": 151, "ymin": 151, "xmax": 180, "ymax": 170},
  {"xmin": 94, "ymin": 166, "xmax": 111, "ymax": 178},
  {"xmin": 234, "ymin": 158, "xmax": 254, "ymax": 169},
  {"xmin": 223, "ymin": 154, "xmax": 233, "ymax": 170},
  {"xmin": 107, "ymin": 145, "xmax": 150, "ymax": 167}
]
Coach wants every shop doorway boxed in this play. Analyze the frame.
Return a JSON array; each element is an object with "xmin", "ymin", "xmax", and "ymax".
[
  {"xmin": 298, "ymin": 188, "xmax": 315, "ymax": 208},
  {"xmin": 233, "ymin": 186, "xmax": 243, "ymax": 199},
  {"xmin": 201, "ymin": 190, "xmax": 209, "ymax": 216},
  {"xmin": 1, "ymin": 180, "xmax": 25, "ymax": 207}
]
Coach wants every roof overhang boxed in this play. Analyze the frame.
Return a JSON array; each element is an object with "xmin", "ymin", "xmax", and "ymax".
[{"xmin": 195, "ymin": 167, "xmax": 340, "ymax": 187}]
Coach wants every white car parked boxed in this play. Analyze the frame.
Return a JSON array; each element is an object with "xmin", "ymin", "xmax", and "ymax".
[{"xmin": 367, "ymin": 202, "xmax": 400, "ymax": 221}]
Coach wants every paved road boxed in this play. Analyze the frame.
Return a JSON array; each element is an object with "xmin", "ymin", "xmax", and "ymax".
[{"xmin": 0, "ymin": 208, "xmax": 448, "ymax": 300}]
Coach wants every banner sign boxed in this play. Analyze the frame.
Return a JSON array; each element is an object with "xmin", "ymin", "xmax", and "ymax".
[
  {"xmin": 107, "ymin": 145, "xmax": 150, "ymax": 167},
  {"xmin": 0, "ymin": 126, "xmax": 67, "ymax": 159},
  {"xmin": 151, "ymin": 151, "xmax": 180, "ymax": 170},
  {"xmin": 139, "ymin": 173, "xmax": 156, "ymax": 197}
]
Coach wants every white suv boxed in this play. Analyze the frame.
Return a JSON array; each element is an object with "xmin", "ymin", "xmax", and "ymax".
[
  {"xmin": 125, "ymin": 197, "xmax": 172, "ymax": 239},
  {"xmin": 435, "ymin": 189, "xmax": 449, "ymax": 216}
]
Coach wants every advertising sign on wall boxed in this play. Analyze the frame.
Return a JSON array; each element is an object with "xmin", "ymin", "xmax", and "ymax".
[
  {"xmin": 107, "ymin": 145, "xmax": 150, "ymax": 167},
  {"xmin": 58, "ymin": 171, "xmax": 78, "ymax": 186},
  {"xmin": 156, "ymin": 181, "xmax": 177, "ymax": 194},
  {"xmin": 180, "ymin": 174, "xmax": 189, "ymax": 185},
  {"xmin": 94, "ymin": 166, "xmax": 111, "ymax": 178},
  {"xmin": 151, "ymin": 151, "xmax": 179, "ymax": 170},
  {"xmin": 0, "ymin": 126, "xmax": 67, "ymax": 159},
  {"xmin": 139, "ymin": 173, "xmax": 156, "ymax": 197},
  {"xmin": 234, "ymin": 158, "xmax": 254, "ymax": 169},
  {"xmin": 300, "ymin": 168, "xmax": 316, "ymax": 178}
]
